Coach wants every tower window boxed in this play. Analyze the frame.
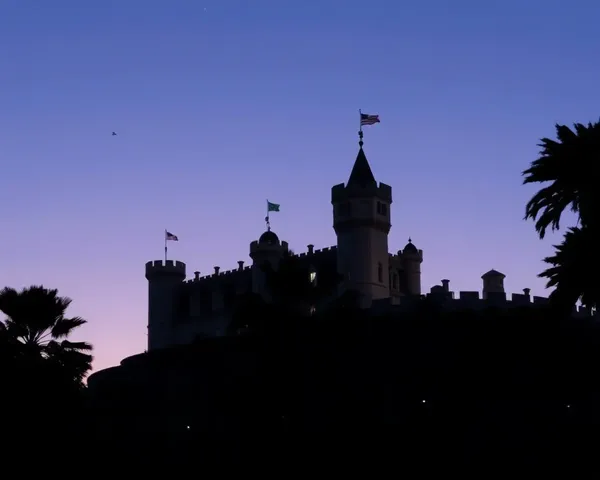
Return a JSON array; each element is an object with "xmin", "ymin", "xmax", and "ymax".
[
  {"xmin": 377, "ymin": 201, "xmax": 387, "ymax": 215},
  {"xmin": 378, "ymin": 262, "xmax": 383, "ymax": 283},
  {"xmin": 309, "ymin": 270, "xmax": 317, "ymax": 285}
]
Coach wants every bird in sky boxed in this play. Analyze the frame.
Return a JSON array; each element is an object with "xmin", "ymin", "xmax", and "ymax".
[{"xmin": 112, "ymin": 132, "xmax": 117, "ymax": 136}]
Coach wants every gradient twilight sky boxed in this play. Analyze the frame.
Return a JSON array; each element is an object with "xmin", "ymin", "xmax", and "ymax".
[{"xmin": 0, "ymin": 0, "xmax": 598, "ymax": 372}]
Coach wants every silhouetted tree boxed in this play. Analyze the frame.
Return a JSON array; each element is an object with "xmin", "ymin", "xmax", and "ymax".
[
  {"xmin": 522, "ymin": 121, "xmax": 600, "ymax": 310},
  {"xmin": 0, "ymin": 285, "xmax": 93, "ymax": 389},
  {"xmin": 523, "ymin": 121, "xmax": 599, "ymax": 236},
  {"xmin": 538, "ymin": 227, "xmax": 600, "ymax": 312}
]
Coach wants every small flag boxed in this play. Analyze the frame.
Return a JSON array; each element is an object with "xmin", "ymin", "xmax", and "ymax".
[
  {"xmin": 360, "ymin": 113, "xmax": 380, "ymax": 126},
  {"xmin": 165, "ymin": 231, "xmax": 179, "ymax": 241},
  {"xmin": 267, "ymin": 201, "xmax": 280, "ymax": 212}
]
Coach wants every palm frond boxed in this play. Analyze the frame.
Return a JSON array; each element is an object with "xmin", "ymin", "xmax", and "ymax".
[
  {"xmin": 522, "ymin": 121, "xmax": 600, "ymax": 239},
  {"xmin": 0, "ymin": 285, "xmax": 93, "ymax": 385},
  {"xmin": 60, "ymin": 340, "xmax": 93, "ymax": 352},
  {"xmin": 51, "ymin": 316, "xmax": 87, "ymax": 338},
  {"xmin": 539, "ymin": 226, "xmax": 600, "ymax": 310}
]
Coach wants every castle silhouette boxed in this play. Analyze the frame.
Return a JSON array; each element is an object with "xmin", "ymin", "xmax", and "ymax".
[{"xmin": 145, "ymin": 140, "xmax": 595, "ymax": 351}]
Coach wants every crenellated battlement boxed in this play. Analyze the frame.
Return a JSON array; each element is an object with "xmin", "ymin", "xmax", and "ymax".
[
  {"xmin": 185, "ymin": 265, "xmax": 252, "ymax": 284},
  {"xmin": 372, "ymin": 291, "xmax": 596, "ymax": 318},
  {"xmin": 391, "ymin": 248, "xmax": 424, "ymax": 260},
  {"xmin": 331, "ymin": 181, "xmax": 392, "ymax": 202},
  {"xmin": 145, "ymin": 260, "xmax": 186, "ymax": 279},
  {"xmin": 296, "ymin": 245, "xmax": 337, "ymax": 257},
  {"xmin": 250, "ymin": 239, "xmax": 289, "ymax": 254},
  {"xmin": 423, "ymin": 290, "xmax": 596, "ymax": 317}
]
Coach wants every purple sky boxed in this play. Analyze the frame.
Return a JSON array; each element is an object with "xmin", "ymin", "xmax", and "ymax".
[{"xmin": 1, "ymin": 0, "xmax": 598, "ymax": 372}]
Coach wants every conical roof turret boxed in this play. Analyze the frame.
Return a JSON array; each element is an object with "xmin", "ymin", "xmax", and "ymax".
[{"xmin": 347, "ymin": 146, "xmax": 377, "ymax": 188}]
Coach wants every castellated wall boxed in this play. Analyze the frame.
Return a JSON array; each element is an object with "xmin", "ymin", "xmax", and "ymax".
[
  {"xmin": 148, "ymin": 248, "xmax": 596, "ymax": 352},
  {"xmin": 160, "ymin": 245, "xmax": 340, "ymax": 347},
  {"xmin": 370, "ymin": 289, "xmax": 596, "ymax": 318}
]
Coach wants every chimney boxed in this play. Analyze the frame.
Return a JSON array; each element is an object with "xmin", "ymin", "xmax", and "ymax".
[
  {"xmin": 523, "ymin": 288, "xmax": 531, "ymax": 296},
  {"xmin": 214, "ymin": 266, "xmax": 220, "ymax": 275},
  {"xmin": 238, "ymin": 261, "xmax": 244, "ymax": 271},
  {"xmin": 441, "ymin": 279, "xmax": 450, "ymax": 292},
  {"xmin": 194, "ymin": 271, "xmax": 200, "ymax": 281},
  {"xmin": 307, "ymin": 244, "xmax": 314, "ymax": 254}
]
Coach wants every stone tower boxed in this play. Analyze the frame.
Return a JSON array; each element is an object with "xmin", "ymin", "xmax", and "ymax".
[
  {"xmin": 401, "ymin": 238, "xmax": 424, "ymax": 295},
  {"xmin": 249, "ymin": 229, "xmax": 289, "ymax": 301},
  {"xmin": 331, "ymin": 138, "xmax": 392, "ymax": 304},
  {"xmin": 145, "ymin": 260, "xmax": 186, "ymax": 351}
]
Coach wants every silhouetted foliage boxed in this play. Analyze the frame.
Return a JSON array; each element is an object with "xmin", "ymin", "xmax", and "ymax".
[
  {"xmin": 539, "ymin": 226, "xmax": 600, "ymax": 312},
  {"xmin": 0, "ymin": 285, "xmax": 93, "ymax": 441},
  {"xmin": 522, "ymin": 120, "xmax": 600, "ymax": 310},
  {"xmin": 0, "ymin": 285, "xmax": 93, "ymax": 386},
  {"xmin": 523, "ymin": 120, "xmax": 599, "ymax": 237}
]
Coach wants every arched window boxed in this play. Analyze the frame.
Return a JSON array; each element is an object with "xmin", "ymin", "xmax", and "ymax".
[{"xmin": 378, "ymin": 262, "xmax": 383, "ymax": 283}]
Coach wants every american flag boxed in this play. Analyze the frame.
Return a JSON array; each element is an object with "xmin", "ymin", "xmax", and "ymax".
[
  {"xmin": 165, "ymin": 230, "xmax": 179, "ymax": 241},
  {"xmin": 360, "ymin": 113, "xmax": 380, "ymax": 126}
]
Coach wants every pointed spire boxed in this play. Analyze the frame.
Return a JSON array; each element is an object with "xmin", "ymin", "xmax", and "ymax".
[{"xmin": 347, "ymin": 131, "xmax": 377, "ymax": 187}]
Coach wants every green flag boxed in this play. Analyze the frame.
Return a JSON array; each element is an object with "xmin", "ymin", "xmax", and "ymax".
[{"xmin": 267, "ymin": 200, "xmax": 280, "ymax": 212}]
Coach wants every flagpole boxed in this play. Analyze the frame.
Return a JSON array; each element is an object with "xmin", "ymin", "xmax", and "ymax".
[
  {"xmin": 164, "ymin": 229, "xmax": 168, "ymax": 262},
  {"xmin": 358, "ymin": 109, "xmax": 364, "ymax": 146},
  {"xmin": 265, "ymin": 199, "xmax": 270, "ymax": 231}
]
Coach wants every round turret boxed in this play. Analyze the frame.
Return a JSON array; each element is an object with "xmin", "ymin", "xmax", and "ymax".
[
  {"xmin": 145, "ymin": 260, "xmax": 186, "ymax": 351},
  {"xmin": 259, "ymin": 230, "xmax": 280, "ymax": 246},
  {"xmin": 403, "ymin": 238, "xmax": 419, "ymax": 255},
  {"xmin": 249, "ymin": 230, "xmax": 288, "ymax": 300},
  {"xmin": 145, "ymin": 260, "xmax": 187, "ymax": 280},
  {"xmin": 250, "ymin": 230, "xmax": 288, "ymax": 258},
  {"xmin": 401, "ymin": 238, "xmax": 423, "ymax": 295}
]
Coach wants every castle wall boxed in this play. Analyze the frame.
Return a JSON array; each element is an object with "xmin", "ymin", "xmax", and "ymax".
[
  {"xmin": 171, "ymin": 266, "xmax": 252, "ymax": 345},
  {"xmin": 371, "ymin": 292, "xmax": 596, "ymax": 318},
  {"xmin": 155, "ymin": 246, "xmax": 343, "ymax": 347},
  {"xmin": 146, "ymin": 254, "xmax": 597, "ymax": 352}
]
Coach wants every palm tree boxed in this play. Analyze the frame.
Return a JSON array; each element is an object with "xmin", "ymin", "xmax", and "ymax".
[
  {"xmin": 0, "ymin": 285, "xmax": 93, "ymax": 387},
  {"xmin": 522, "ymin": 121, "xmax": 600, "ymax": 311},
  {"xmin": 522, "ymin": 121, "xmax": 599, "ymax": 238},
  {"xmin": 538, "ymin": 227, "xmax": 600, "ymax": 312}
]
